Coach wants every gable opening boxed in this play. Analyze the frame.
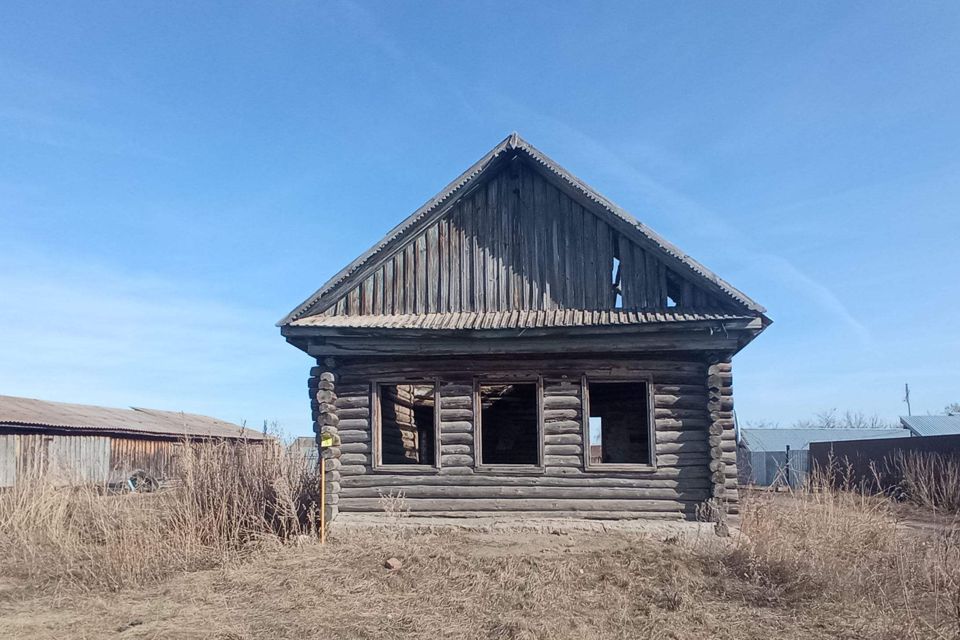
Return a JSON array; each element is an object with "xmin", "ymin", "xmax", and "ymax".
[{"xmin": 611, "ymin": 253, "xmax": 623, "ymax": 308}]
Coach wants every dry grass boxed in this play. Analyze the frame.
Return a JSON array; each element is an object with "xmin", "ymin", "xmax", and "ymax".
[
  {"xmin": 895, "ymin": 451, "xmax": 960, "ymax": 513},
  {"xmin": 730, "ymin": 479, "xmax": 960, "ymax": 639},
  {"xmin": 1, "ymin": 448, "xmax": 959, "ymax": 639},
  {"xmin": 0, "ymin": 440, "xmax": 321, "ymax": 592}
]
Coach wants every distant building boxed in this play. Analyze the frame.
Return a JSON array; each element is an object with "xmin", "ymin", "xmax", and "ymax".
[
  {"xmin": 0, "ymin": 394, "xmax": 267, "ymax": 488},
  {"xmin": 739, "ymin": 427, "xmax": 910, "ymax": 487},
  {"xmin": 899, "ymin": 415, "xmax": 960, "ymax": 437},
  {"xmin": 289, "ymin": 436, "xmax": 320, "ymax": 468}
]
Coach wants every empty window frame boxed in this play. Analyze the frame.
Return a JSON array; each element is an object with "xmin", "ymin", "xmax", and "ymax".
[
  {"xmin": 374, "ymin": 382, "xmax": 439, "ymax": 469},
  {"xmin": 476, "ymin": 381, "xmax": 542, "ymax": 468},
  {"xmin": 584, "ymin": 379, "xmax": 655, "ymax": 468}
]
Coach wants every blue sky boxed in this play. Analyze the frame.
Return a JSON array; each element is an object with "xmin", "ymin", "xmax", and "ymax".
[{"xmin": 1, "ymin": 2, "xmax": 957, "ymax": 436}]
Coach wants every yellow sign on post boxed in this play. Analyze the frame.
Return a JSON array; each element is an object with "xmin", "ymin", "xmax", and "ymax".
[{"xmin": 320, "ymin": 433, "xmax": 334, "ymax": 448}]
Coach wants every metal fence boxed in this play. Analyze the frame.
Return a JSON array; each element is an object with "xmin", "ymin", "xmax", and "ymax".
[{"xmin": 745, "ymin": 449, "xmax": 809, "ymax": 488}]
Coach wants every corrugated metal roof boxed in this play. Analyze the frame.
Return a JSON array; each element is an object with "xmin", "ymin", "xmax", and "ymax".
[
  {"xmin": 900, "ymin": 415, "xmax": 960, "ymax": 437},
  {"xmin": 0, "ymin": 395, "xmax": 267, "ymax": 440},
  {"xmin": 740, "ymin": 427, "xmax": 910, "ymax": 452},
  {"xmin": 290, "ymin": 310, "xmax": 755, "ymax": 330},
  {"xmin": 280, "ymin": 132, "xmax": 766, "ymax": 326}
]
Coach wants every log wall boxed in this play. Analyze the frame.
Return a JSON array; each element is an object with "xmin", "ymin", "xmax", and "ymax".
[{"xmin": 310, "ymin": 354, "xmax": 736, "ymax": 520}]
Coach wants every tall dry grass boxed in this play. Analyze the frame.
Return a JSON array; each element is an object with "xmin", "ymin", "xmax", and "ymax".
[
  {"xmin": 728, "ymin": 473, "xmax": 960, "ymax": 638},
  {"xmin": 0, "ymin": 439, "xmax": 322, "ymax": 592},
  {"xmin": 894, "ymin": 451, "xmax": 960, "ymax": 513}
]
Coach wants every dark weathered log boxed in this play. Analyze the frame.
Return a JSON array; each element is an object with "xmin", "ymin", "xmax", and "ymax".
[
  {"xmin": 440, "ymin": 421, "xmax": 473, "ymax": 433},
  {"xmin": 440, "ymin": 444, "xmax": 471, "ymax": 455},
  {"xmin": 340, "ymin": 474, "xmax": 711, "ymax": 489},
  {"xmin": 544, "ymin": 444, "xmax": 583, "ymax": 456},
  {"xmin": 339, "ymin": 485, "xmax": 706, "ymax": 500},
  {"xmin": 441, "ymin": 454, "xmax": 474, "ymax": 467},
  {"xmin": 544, "ymin": 434, "xmax": 582, "ymax": 445},
  {"xmin": 338, "ymin": 497, "xmax": 694, "ymax": 512}
]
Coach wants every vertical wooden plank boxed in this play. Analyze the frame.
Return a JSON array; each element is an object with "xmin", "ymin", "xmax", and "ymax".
[
  {"xmin": 618, "ymin": 237, "xmax": 633, "ymax": 308},
  {"xmin": 519, "ymin": 163, "xmax": 532, "ymax": 308},
  {"xmin": 404, "ymin": 242, "xmax": 416, "ymax": 314},
  {"xmin": 426, "ymin": 223, "xmax": 439, "ymax": 313},
  {"xmin": 560, "ymin": 192, "xmax": 573, "ymax": 308},
  {"xmin": 681, "ymin": 279, "xmax": 692, "ymax": 310},
  {"xmin": 463, "ymin": 200, "xmax": 474, "ymax": 312},
  {"xmin": 582, "ymin": 211, "xmax": 597, "ymax": 308},
  {"xmin": 496, "ymin": 171, "xmax": 509, "ymax": 310},
  {"xmin": 347, "ymin": 285, "xmax": 360, "ymax": 315},
  {"xmin": 509, "ymin": 169, "xmax": 522, "ymax": 310},
  {"xmin": 372, "ymin": 269, "xmax": 383, "ymax": 315},
  {"xmin": 416, "ymin": 233, "xmax": 428, "ymax": 314},
  {"xmin": 334, "ymin": 298, "xmax": 346, "ymax": 316},
  {"xmin": 645, "ymin": 250, "xmax": 659, "ymax": 308},
  {"xmin": 596, "ymin": 221, "xmax": 611, "ymax": 308},
  {"xmin": 485, "ymin": 178, "xmax": 498, "ymax": 310},
  {"xmin": 449, "ymin": 208, "xmax": 461, "ymax": 312},
  {"xmin": 361, "ymin": 277, "xmax": 373, "ymax": 315},
  {"xmin": 473, "ymin": 187, "xmax": 485, "ymax": 311},
  {"xmin": 657, "ymin": 261, "xmax": 668, "ymax": 309},
  {"xmin": 394, "ymin": 253, "xmax": 405, "ymax": 314},
  {"xmin": 573, "ymin": 205, "xmax": 586, "ymax": 308},
  {"xmin": 531, "ymin": 171, "xmax": 546, "ymax": 310},
  {"xmin": 542, "ymin": 184, "xmax": 557, "ymax": 309},
  {"xmin": 439, "ymin": 215, "xmax": 450, "ymax": 313},
  {"xmin": 383, "ymin": 259, "xmax": 394, "ymax": 315}
]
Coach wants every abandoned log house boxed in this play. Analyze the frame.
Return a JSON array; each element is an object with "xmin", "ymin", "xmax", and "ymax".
[{"xmin": 279, "ymin": 133, "xmax": 770, "ymax": 521}]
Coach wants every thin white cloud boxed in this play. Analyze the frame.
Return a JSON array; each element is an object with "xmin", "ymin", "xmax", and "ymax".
[{"xmin": 0, "ymin": 247, "xmax": 308, "ymax": 432}]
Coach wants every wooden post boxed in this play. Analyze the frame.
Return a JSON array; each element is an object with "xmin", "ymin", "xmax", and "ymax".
[{"xmin": 320, "ymin": 457, "xmax": 326, "ymax": 544}]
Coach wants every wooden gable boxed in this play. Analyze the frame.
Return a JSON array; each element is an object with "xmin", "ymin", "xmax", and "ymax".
[{"xmin": 283, "ymin": 134, "xmax": 764, "ymax": 324}]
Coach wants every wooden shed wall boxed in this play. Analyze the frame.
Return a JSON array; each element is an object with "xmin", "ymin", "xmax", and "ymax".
[
  {"xmin": 310, "ymin": 356, "xmax": 738, "ymax": 518},
  {"xmin": 320, "ymin": 159, "xmax": 734, "ymax": 317}
]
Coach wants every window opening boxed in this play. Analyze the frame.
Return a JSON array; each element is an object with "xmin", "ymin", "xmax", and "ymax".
[
  {"xmin": 478, "ymin": 383, "xmax": 538, "ymax": 465},
  {"xmin": 586, "ymin": 381, "xmax": 651, "ymax": 465},
  {"xmin": 378, "ymin": 383, "xmax": 436, "ymax": 465}
]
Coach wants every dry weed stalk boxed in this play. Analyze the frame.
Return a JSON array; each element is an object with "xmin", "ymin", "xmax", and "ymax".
[{"xmin": 0, "ymin": 438, "xmax": 322, "ymax": 592}]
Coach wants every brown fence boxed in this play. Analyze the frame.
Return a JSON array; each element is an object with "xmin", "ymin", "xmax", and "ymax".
[{"xmin": 809, "ymin": 434, "xmax": 960, "ymax": 489}]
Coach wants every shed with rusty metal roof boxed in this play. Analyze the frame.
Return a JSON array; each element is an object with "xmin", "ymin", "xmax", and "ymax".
[{"xmin": 0, "ymin": 394, "xmax": 266, "ymax": 488}]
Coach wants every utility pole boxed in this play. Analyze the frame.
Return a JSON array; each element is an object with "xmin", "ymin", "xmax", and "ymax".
[{"xmin": 904, "ymin": 383, "xmax": 912, "ymax": 417}]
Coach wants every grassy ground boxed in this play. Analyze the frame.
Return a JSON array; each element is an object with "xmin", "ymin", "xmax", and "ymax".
[
  {"xmin": 1, "ymin": 500, "xmax": 958, "ymax": 639},
  {"xmin": 1, "ymin": 444, "xmax": 958, "ymax": 639}
]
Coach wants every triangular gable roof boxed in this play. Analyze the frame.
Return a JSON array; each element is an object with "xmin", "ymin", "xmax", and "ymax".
[{"xmin": 280, "ymin": 133, "xmax": 765, "ymax": 326}]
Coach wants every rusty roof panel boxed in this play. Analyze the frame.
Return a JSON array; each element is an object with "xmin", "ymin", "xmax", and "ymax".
[{"xmin": 0, "ymin": 395, "xmax": 267, "ymax": 440}]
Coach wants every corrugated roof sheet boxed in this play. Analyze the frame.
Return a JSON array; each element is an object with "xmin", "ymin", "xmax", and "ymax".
[
  {"xmin": 740, "ymin": 427, "xmax": 910, "ymax": 452},
  {"xmin": 280, "ymin": 132, "xmax": 766, "ymax": 326},
  {"xmin": 0, "ymin": 395, "xmax": 267, "ymax": 440},
  {"xmin": 290, "ymin": 310, "xmax": 755, "ymax": 330},
  {"xmin": 900, "ymin": 415, "xmax": 960, "ymax": 437}
]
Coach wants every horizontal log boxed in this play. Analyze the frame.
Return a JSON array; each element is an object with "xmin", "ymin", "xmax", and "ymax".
[
  {"xmin": 543, "ymin": 409, "xmax": 580, "ymax": 421},
  {"xmin": 337, "ymin": 407, "xmax": 370, "ymax": 420},
  {"xmin": 438, "ymin": 467, "xmax": 474, "ymax": 475},
  {"xmin": 336, "ymin": 359, "xmax": 707, "ymax": 379},
  {"xmin": 339, "ymin": 498, "xmax": 695, "ymax": 512},
  {"xmin": 440, "ymin": 421, "xmax": 474, "ymax": 434},
  {"xmin": 335, "ymin": 383, "xmax": 369, "ymax": 395},
  {"xmin": 656, "ymin": 430, "xmax": 708, "ymax": 444},
  {"xmin": 543, "ymin": 396, "xmax": 580, "ymax": 410},
  {"xmin": 381, "ymin": 510, "xmax": 692, "ymax": 520},
  {"xmin": 340, "ymin": 465, "xmax": 369, "ymax": 476},
  {"xmin": 545, "ymin": 455, "xmax": 581, "ymax": 467},
  {"xmin": 544, "ymin": 444, "xmax": 583, "ymax": 456},
  {"xmin": 440, "ymin": 409, "xmax": 473, "ymax": 421},
  {"xmin": 335, "ymin": 396, "xmax": 369, "ymax": 410},
  {"xmin": 544, "ymin": 434, "xmax": 582, "ymax": 445},
  {"xmin": 440, "ymin": 396, "xmax": 472, "ymax": 410},
  {"xmin": 337, "ymin": 419, "xmax": 370, "ymax": 430},
  {"xmin": 441, "ymin": 454, "xmax": 474, "ymax": 467},
  {"xmin": 657, "ymin": 441, "xmax": 709, "ymax": 455},
  {"xmin": 438, "ymin": 384, "xmax": 472, "ymax": 395},
  {"xmin": 440, "ymin": 444, "xmax": 472, "ymax": 455},
  {"xmin": 654, "ymin": 394, "xmax": 708, "ymax": 409},
  {"xmin": 340, "ymin": 442, "xmax": 371, "ymax": 454},
  {"xmin": 655, "ymin": 408, "xmax": 709, "ymax": 420},
  {"xmin": 338, "ymin": 430, "xmax": 370, "ymax": 444},
  {"xmin": 340, "ymin": 475, "xmax": 712, "ymax": 489},
  {"xmin": 654, "ymin": 418, "xmax": 710, "ymax": 430},
  {"xmin": 339, "ymin": 485, "xmax": 707, "ymax": 500},
  {"xmin": 440, "ymin": 432, "xmax": 473, "ymax": 445},
  {"xmin": 543, "ymin": 420, "xmax": 582, "ymax": 435},
  {"xmin": 340, "ymin": 453, "xmax": 370, "ymax": 465}
]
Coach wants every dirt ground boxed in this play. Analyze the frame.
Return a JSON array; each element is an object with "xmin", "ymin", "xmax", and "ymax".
[{"xmin": 0, "ymin": 517, "xmax": 934, "ymax": 640}]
